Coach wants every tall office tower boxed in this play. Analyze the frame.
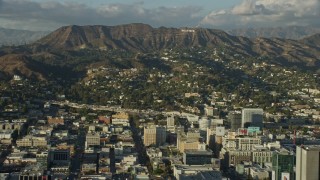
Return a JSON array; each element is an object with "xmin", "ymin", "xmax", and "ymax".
[
  {"xmin": 241, "ymin": 108, "xmax": 263, "ymax": 128},
  {"xmin": 144, "ymin": 125, "xmax": 166, "ymax": 147},
  {"xmin": 272, "ymin": 150, "xmax": 295, "ymax": 180},
  {"xmin": 296, "ymin": 145, "xmax": 320, "ymax": 180},
  {"xmin": 228, "ymin": 111, "xmax": 242, "ymax": 130}
]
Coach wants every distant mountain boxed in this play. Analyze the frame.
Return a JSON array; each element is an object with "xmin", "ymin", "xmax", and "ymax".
[
  {"xmin": 227, "ymin": 26, "xmax": 320, "ymax": 40},
  {"xmin": 0, "ymin": 27, "xmax": 49, "ymax": 46},
  {"xmin": 32, "ymin": 23, "xmax": 251, "ymax": 51},
  {"xmin": 301, "ymin": 33, "xmax": 320, "ymax": 46},
  {"xmin": 32, "ymin": 24, "xmax": 320, "ymax": 66},
  {"xmin": 0, "ymin": 24, "xmax": 320, "ymax": 80}
]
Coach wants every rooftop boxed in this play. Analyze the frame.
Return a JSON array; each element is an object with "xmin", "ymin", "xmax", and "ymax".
[
  {"xmin": 184, "ymin": 150, "xmax": 213, "ymax": 155},
  {"xmin": 174, "ymin": 164, "xmax": 214, "ymax": 171},
  {"xmin": 300, "ymin": 145, "xmax": 320, "ymax": 151}
]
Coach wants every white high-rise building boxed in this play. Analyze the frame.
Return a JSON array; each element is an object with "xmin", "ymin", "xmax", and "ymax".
[
  {"xmin": 241, "ymin": 108, "xmax": 263, "ymax": 128},
  {"xmin": 296, "ymin": 145, "xmax": 320, "ymax": 180}
]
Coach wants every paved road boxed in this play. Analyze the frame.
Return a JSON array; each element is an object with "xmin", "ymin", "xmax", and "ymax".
[
  {"xmin": 130, "ymin": 118, "xmax": 153, "ymax": 174},
  {"xmin": 69, "ymin": 125, "xmax": 86, "ymax": 180},
  {"xmin": 50, "ymin": 100, "xmax": 162, "ymax": 116}
]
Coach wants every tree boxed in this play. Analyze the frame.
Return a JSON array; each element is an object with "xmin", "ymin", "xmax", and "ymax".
[{"xmin": 153, "ymin": 168, "xmax": 164, "ymax": 175}]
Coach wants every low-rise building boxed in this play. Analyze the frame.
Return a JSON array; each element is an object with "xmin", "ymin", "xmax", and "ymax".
[
  {"xmin": 86, "ymin": 132, "xmax": 100, "ymax": 147},
  {"xmin": 183, "ymin": 149, "xmax": 214, "ymax": 165},
  {"xmin": 173, "ymin": 164, "xmax": 221, "ymax": 180},
  {"xmin": 82, "ymin": 163, "xmax": 97, "ymax": 174},
  {"xmin": 16, "ymin": 135, "xmax": 47, "ymax": 147},
  {"xmin": 249, "ymin": 166, "xmax": 269, "ymax": 180},
  {"xmin": 47, "ymin": 117, "xmax": 64, "ymax": 125}
]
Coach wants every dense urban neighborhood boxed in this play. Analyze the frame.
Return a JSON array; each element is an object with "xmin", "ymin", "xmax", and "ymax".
[{"xmin": 1, "ymin": 0, "xmax": 320, "ymax": 178}]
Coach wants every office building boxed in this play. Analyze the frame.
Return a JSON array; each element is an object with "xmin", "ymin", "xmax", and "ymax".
[
  {"xmin": 238, "ymin": 137, "xmax": 261, "ymax": 151},
  {"xmin": 143, "ymin": 126, "xmax": 166, "ymax": 147},
  {"xmin": 16, "ymin": 135, "xmax": 47, "ymax": 147},
  {"xmin": 49, "ymin": 149, "xmax": 70, "ymax": 165},
  {"xmin": 296, "ymin": 145, "xmax": 320, "ymax": 180},
  {"xmin": 177, "ymin": 130, "xmax": 200, "ymax": 153},
  {"xmin": 228, "ymin": 111, "xmax": 242, "ymax": 130},
  {"xmin": 252, "ymin": 149, "xmax": 273, "ymax": 165},
  {"xmin": 183, "ymin": 149, "xmax": 214, "ymax": 165},
  {"xmin": 86, "ymin": 132, "xmax": 100, "ymax": 147},
  {"xmin": 241, "ymin": 108, "xmax": 263, "ymax": 128},
  {"xmin": 173, "ymin": 165, "xmax": 221, "ymax": 180},
  {"xmin": 272, "ymin": 150, "xmax": 295, "ymax": 180},
  {"xmin": 223, "ymin": 150, "xmax": 252, "ymax": 167}
]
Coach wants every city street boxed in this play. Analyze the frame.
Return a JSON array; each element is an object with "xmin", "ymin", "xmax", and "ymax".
[{"xmin": 69, "ymin": 125, "xmax": 86, "ymax": 180}]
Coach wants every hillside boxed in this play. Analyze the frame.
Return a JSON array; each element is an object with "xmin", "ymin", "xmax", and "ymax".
[
  {"xmin": 0, "ymin": 53, "xmax": 79, "ymax": 80},
  {"xmin": 33, "ymin": 24, "xmax": 249, "ymax": 51},
  {"xmin": 0, "ymin": 54, "xmax": 46, "ymax": 80},
  {"xmin": 0, "ymin": 24, "xmax": 319, "ymax": 80},
  {"xmin": 32, "ymin": 24, "xmax": 320, "ymax": 67}
]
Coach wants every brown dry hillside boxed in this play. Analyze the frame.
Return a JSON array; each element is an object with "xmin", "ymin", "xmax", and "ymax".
[
  {"xmin": 0, "ymin": 54, "xmax": 46, "ymax": 80},
  {"xmin": 32, "ymin": 24, "xmax": 320, "ymax": 66}
]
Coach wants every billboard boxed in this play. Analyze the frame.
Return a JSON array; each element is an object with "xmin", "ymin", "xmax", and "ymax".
[
  {"xmin": 248, "ymin": 127, "xmax": 260, "ymax": 134},
  {"xmin": 281, "ymin": 172, "xmax": 290, "ymax": 180},
  {"xmin": 238, "ymin": 128, "xmax": 248, "ymax": 135}
]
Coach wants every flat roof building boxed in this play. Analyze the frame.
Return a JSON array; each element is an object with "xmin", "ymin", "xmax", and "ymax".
[
  {"xmin": 241, "ymin": 108, "xmax": 263, "ymax": 128},
  {"xmin": 296, "ymin": 145, "xmax": 320, "ymax": 180}
]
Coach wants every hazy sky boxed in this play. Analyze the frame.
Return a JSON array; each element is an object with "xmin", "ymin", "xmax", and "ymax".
[{"xmin": 0, "ymin": 0, "xmax": 319, "ymax": 31}]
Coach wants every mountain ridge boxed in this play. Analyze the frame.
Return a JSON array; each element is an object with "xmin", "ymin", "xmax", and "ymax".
[
  {"xmin": 33, "ymin": 23, "xmax": 241, "ymax": 51},
  {"xmin": 32, "ymin": 24, "xmax": 320, "ymax": 65},
  {"xmin": 0, "ymin": 23, "xmax": 320, "ymax": 80}
]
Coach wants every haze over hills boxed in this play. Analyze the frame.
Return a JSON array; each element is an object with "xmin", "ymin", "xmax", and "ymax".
[
  {"xmin": 0, "ymin": 23, "xmax": 319, "ymax": 80},
  {"xmin": 0, "ymin": 27, "xmax": 49, "ymax": 46},
  {"xmin": 301, "ymin": 34, "xmax": 320, "ymax": 46},
  {"xmin": 227, "ymin": 26, "xmax": 320, "ymax": 40}
]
